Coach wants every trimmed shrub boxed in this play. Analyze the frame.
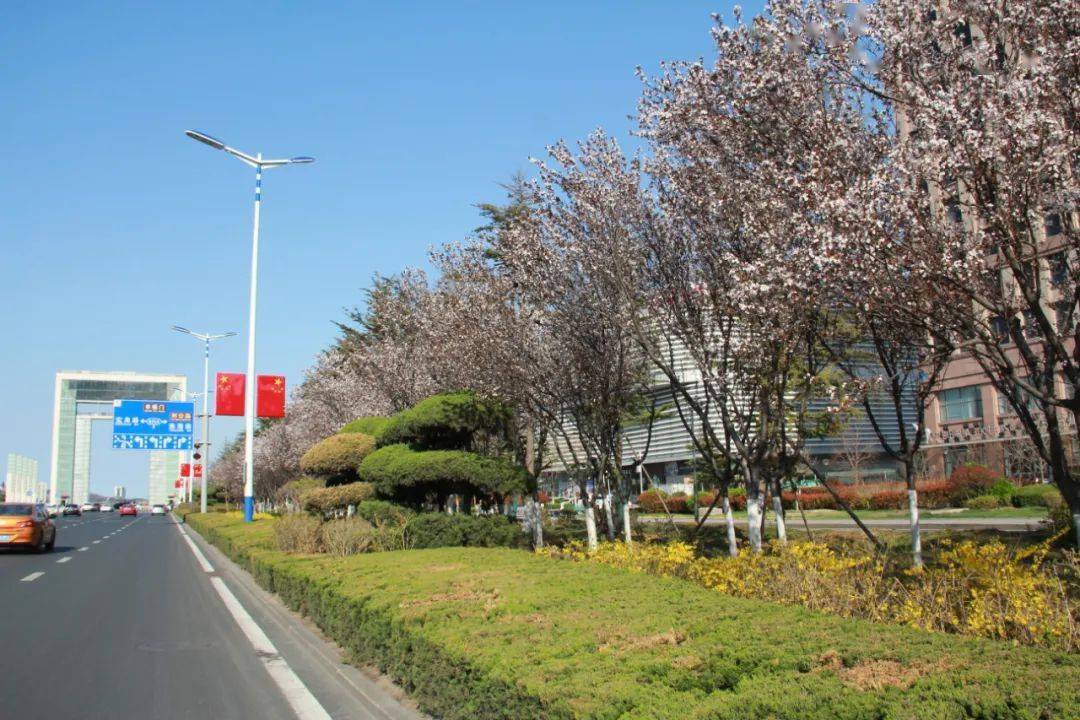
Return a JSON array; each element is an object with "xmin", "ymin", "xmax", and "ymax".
[
  {"xmin": 275, "ymin": 476, "xmax": 324, "ymax": 507},
  {"xmin": 299, "ymin": 433, "xmax": 377, "ymax": 484},
  {"xmin": 406, "ymin": 513, "xmax": 524, "ymax": 549},
  {"xmin": 965, "ymin": 494, "xmax": 1002, "ymax": 510},
  {"xmin": 358, "ymin": 443, "xmax": 528, "ymax": 506},
  {"xmin": 949, "ymin": 465, "xmax": 1001, "ymax": 498},
  {"xmin": 636, "ymin": 490, "xmax": 689, "ymax": 514},
  {"xmin": 340, "ymin": 415, "xmax": 392, "ymax": 439},
  {"xmin": 988, "ymin": 479, "xmax": 1017, "ymax": 504},
  {"xmin": 354, "ymin": 499, "xmax": 415, "ymax": 526},
  {"xmin": 1013, "ymin": 483, "xmax": 1063, "ymax": 508},
  {"xmin": 272, "ymin": 513, "xmax": 322, "ymax": 553},
  {"xmin": 378, "ymin": 391, "xmax": 513, "ymax": 449},
  {"xmin": 300, "ymin": 482, "xmax": 375, "ymax": 515}
]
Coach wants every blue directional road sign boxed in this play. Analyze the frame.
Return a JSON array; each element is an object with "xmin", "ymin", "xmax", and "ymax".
[{"xmin": 111, "ymin": 399, "xmax": 195, "ymax": 450}]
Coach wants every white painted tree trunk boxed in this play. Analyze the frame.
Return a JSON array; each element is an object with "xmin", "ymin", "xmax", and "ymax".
[
  {"xmin": 532, "ymin": 500, "xmax": 544, "ymax": 549},
  {"xmin": 908, "ymin": 489, "xmax": 923, "ymax": 568},
  {"xmin": 584, "ymin": 504, "xmax": 599, "ymax": 552},
  {"xmin": 746, "ymin": 495, "xmax": 763, "ymax": 553},
  {"xmin": 622, "ymin": 499, "xmax": 632, "ymax": 545},
  {"xmin": 723, "ymin": 496, "xmax": 738, "ymax": 557},
  {"xmin": 603, "ymin": 491, "xmax": 616, "ymax": 541},
  {"xmin": 772, "ymin": 495, "xmax": 786, "ymax": 543}
]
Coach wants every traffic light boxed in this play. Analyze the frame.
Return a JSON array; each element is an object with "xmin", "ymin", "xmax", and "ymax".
[{"xmin": 193, "ymin": 452, "xmax": 202, "ymax": 461}]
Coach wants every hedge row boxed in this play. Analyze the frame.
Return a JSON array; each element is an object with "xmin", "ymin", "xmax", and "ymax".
[{"xmin": 187, "ymin": 512, "xmax": 1079, "ymax": 720}]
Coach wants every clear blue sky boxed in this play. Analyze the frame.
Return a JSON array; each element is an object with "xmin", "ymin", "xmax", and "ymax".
[{"xmin": 0, "ymin": 1, "xmax": 757, "ymax": 498}]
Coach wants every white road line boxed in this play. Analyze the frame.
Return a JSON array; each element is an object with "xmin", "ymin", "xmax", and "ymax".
[
  {"xmin": 92, "ymin": 540, "xmax": 101, "ymax": 544},
  {"xmin": 78, "ymin": 546, "xmax": 88, "ymax": 552},
  {"xmin": 57, "ymin": 557, "xmax": 71, "ymax": 564},
  {"xmin": 21, "ymin": 572, "xmax": 44, "ymax": 582},
  {"xmin": 174, "ymin": 521, "xmax": 331, "ymax": 720}
]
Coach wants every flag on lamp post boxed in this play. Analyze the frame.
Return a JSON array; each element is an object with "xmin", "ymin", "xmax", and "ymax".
[
  {"xmin": 257, "ymin": 375, "xmax": 286, "ymax": 418},
  {"xmin": 216, "ymin": 372, "xmax": 245, "ymax": 416},
  {"xmin": 193, "ymin": 464, "xmax": 203, "ymax": 478},
  {"xmin": 180, "ymin": 463, "xmax": 191, "ymax": 477}
]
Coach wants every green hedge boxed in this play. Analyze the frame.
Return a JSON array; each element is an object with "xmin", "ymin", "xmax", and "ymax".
[
  {"xmin": 378, "ymin": 391, "xmax": 512, "ymax": 449},
  {"xmin": 340, "ymin": 416, "xmax": 392, "ymax": 439},
  {"xmin": 407, "ymin": 513, "xmax": 524, "ymax": 549},
  {"xmin": 1012, "ymin": 483, "xmax": 1064, "ymax": 508},
  {"xmin": 299, "ymin": 433, "xmax": 376, "ymax": 483},
  {"xmin": 187, "ymin": 513, "xmax": 1078, "ymax": 720},
  {"xmin": 358, "ymin": 443, "xmax": 528, "ymax": 505}
]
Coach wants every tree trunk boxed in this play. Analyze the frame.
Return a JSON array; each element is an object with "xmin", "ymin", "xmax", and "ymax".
[
  {"xmin": 746, "ymin": 495, "xmax": 763, "ymax": 553},
  {"xmin": 603, "ymin": 491, "xmax": 616, "ymax": 541},
  {"xmin": 584, "ymin": 504, "xmax": 599, "ymax": 552},
  {"xmin": 530, "ymin": 499, "xmax": 544, "ymax": 549},
  {"xmin": 907, "ymin": 488, "xmax": 923, "ymax": 568},
  {"xmin": 622, "ymin": 499, "xmax": 633, "ymax": 545},
  {"xmin": 723, "ymin": 496, "xmax": 738, "ymax": 557},
  {"xmin": 772, "ymin": 494, "xmax": 787, "ymax": 543}
]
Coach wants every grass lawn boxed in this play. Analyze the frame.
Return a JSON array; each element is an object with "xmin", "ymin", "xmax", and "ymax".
[{"xmin": 187, "ymin": 511, "xmax": 1078, "ymax": 720}]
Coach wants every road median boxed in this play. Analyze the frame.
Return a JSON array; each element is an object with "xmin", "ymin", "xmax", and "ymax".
[{"xmin": 186, "ymin": 511, "xmax": 1079, "ymax": 720}]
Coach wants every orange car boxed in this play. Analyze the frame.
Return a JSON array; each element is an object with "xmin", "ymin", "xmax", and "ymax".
[{"xmin": 0, "ymin": 503, "xmax": 56, "ymax": 552}]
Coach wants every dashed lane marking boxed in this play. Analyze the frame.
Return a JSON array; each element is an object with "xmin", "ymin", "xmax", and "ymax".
[
  {"xmin": 21, "ymin": 572, "xmax": 44, "ymax": 582},
  {"xmin": 78, "ymin": 547, "xmax": 88, "ymax": 552},
  {"xmin": 57, "ymin": 557, "xmax": 71, "ymax": 564}
]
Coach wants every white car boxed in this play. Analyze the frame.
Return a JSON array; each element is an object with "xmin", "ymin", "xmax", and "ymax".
[
  {"xmin": 150, "ymin": 504, "xmax": 167, "ymax": 516},
  {"xmin": 80, "ymin": 503, "xmax": 96, "ymax": 512},
  {"xmin": 45, "ymin": 504, "xmax": 59, "ymax": 518},
  {"xmin": 99, "ymin": 504, "xmax": 114, "ymax": 512}
]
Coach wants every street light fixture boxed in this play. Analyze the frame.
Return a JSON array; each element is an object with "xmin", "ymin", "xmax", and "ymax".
[
  {"xmin": 185, "ymin": 130, "xmax": 313, "ymax": 522},
  {"xmin": 172, "ymin": 325, "xmax": 236, "ymax": 513}
]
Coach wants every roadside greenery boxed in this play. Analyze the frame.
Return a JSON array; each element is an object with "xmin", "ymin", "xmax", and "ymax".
[
  {"xmin": 298, "ymin": 432, "xmax": 377, "ymax": 484},
  {"xmin": 187, "ymin": 512, "xmax": 1079, "ymax": 720}
]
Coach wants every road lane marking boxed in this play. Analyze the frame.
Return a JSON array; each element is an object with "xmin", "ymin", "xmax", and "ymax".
[
  {"xmin": 21, "ymin": 572, "xmax": 44, "ymax": 582},
  {"xmin": 92, "ymin": 540, "xmax": 101, "ymax": 544},
  {"xmin": 78, "ymin": 547, "xmax": 88, "ymax": 552},
  {"xmin": 174, "ymin": 520, "xmax": 331, "ymax": 720},
  {"xmin": 57, "ymin": 557, "xmax": 71, "ymax": 564}
]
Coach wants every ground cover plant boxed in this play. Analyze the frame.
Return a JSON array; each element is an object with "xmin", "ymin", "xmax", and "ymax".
[
  {"xmin": 187, "ymin": 512, "xmax": 1079, "ymax": 720},
  {"xmin": 547, "ymin": 535, "xmax": 1080, "ymax": 652}
]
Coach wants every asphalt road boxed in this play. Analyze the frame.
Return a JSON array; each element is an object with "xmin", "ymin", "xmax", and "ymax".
[{"xmin": 0, "ymin": 511, "xmax": 425, "ymax": 720}]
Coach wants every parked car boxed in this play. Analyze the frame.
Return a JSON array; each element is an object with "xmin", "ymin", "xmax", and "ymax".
[
  {"xmin": 80, "ymin": 503, "xmax": 96, "ymax": 512},
  {"xmin": 150, "ymin": 504, "xmax": 167, "ymax": 516},
  {"xmin": 119, "ymin": 504, "xmax": 137, "ymax": 517},
  {"xmin": 0, "ymin": 503, "xmax": 56, "ymax": 552},
  {"xmin": 62, "ymin": 505, "xmax": 82, "ymax": 516}
]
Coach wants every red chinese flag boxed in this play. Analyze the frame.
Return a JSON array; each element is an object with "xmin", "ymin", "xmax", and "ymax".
[
  {"xmin": 174, "ymin": 479, "xmax": 183, "ymax": 489},
  {"xmin": 257, "ymin": 375, "xmax": 286, "ymax": 418},
  {"xmin": 193, "ymin": 464, "xmax": 203, "ymax": 478},
  {"xmin": 216, "ymin": 372, "xmax": 246, "ymax": 416},
  {"xmin": 180, "ymin": 463, "xmax": 191, "ymax": 477}
]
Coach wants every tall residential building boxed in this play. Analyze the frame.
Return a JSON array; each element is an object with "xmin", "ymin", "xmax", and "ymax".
[{"xmin": 5, "ymin": 454, "xmax": 41, "ymax": 502}]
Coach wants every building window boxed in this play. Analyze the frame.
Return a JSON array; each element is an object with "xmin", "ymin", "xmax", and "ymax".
[
  {"xmin": 1022, "ymin": 309, "xmax": 1041, "ymax": 338},
  {"xmin": 1049, "ymin": 251, "xmax": 1069, "ymax": 286},
  {"xmin": 945, "ymin": 198, "xmax": 963, "ymax": 226},
  {"xmin": 939, "ymin": 386, "xmax": 983, "ymax": 422},
  {"xmin": 1045, "ymin": 213, "xmax": 1063, "ymax": 237},
  {"xmin": 1055, "ymin": 301, "xmax": 1074, "ymax": 333},
  {"xmin": 990, "ymin": 315, "xmax": 1009, "ymax": 343}
]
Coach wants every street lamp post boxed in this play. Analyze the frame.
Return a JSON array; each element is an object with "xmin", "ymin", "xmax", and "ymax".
[
  {"xmin": 173, "ymin": 326, "xmax": 235, "ymax": 513},
  {"xmin": 185, "ymin": 130, "xmax": 313, "ymax": 522}
]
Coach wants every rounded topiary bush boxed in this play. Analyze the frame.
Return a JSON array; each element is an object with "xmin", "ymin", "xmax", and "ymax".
[
  {"xmin": 357, "ymin": 443, "xmax": 528, "ymax": 506},
  {"xmin": 299, "ymin": 432, "xmax": 377, "ymax": 484},
  {"xmin": 340, "ymin": 416, "xmax": 392, "ymax": 440},
  {"xmin": 377, "ymin": 392, "xmax": 513, "ymax": 449},
  {"xmin": 300, "ymin": 481, "xmax": 375, "ymax": 515},
  {"xmin": 949, "ymin": 465, "xmax": 1001, "ymax": 498}
]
